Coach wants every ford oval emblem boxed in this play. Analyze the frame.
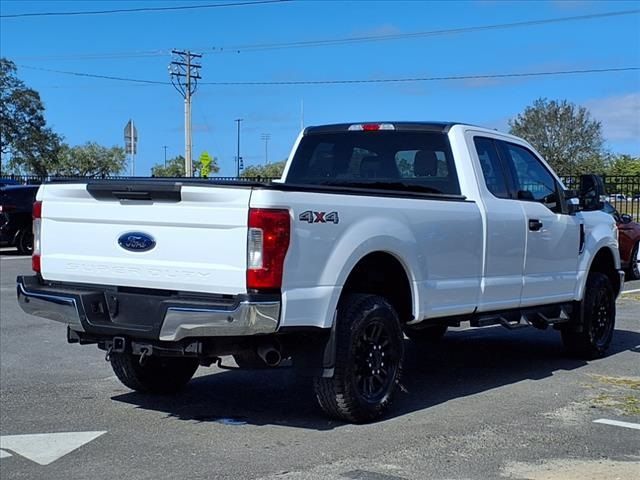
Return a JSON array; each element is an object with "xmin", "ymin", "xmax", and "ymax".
[{"xmin": 118, "ymin": 232, "xmax": 156, "ymax": 252}]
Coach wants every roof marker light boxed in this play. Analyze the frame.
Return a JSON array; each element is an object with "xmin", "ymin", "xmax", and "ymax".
[{"xmin": 348, "ymin": 123, "xmax": 395, "ymax": 131}]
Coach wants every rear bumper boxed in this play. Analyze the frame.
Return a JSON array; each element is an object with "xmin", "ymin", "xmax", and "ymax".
[{"xmin": 17, "ymin": 275, "xmax": 280, "ymax": 341}]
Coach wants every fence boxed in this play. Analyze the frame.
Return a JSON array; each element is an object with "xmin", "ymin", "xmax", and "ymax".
[
  {"xmin": 0, "ymin": 174, "xmax": 276, "ymax": 184},
  {"xmin": 2, "ymin": 173, "xmax": 639, "ymax": 219},
  {"xmin": 561, "ymin": 174, "xmax": 640, "ymax": 220}
]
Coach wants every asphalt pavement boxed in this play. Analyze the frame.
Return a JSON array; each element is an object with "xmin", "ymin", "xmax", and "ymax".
[{"xmin": 1, "ymin": 249, "xmax": 639, "ymax": 480}]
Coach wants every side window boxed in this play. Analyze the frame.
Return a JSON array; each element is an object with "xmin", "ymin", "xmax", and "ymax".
[
  {"xmin": 473, "ymin": 137, "xmax": 509, "ymax": 199},
  {"xmin": 499, "ymin": 141, "xmax": 560, "ymax": 212}
]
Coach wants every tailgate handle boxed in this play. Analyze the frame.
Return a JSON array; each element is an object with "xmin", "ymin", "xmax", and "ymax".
[{"xmin": 87, "ymin": 181, "xmax": 182, "ymax": 202}]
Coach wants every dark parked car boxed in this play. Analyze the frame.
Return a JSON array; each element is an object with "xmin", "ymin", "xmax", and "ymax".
[
  {"xmin": 603, "ymin": 202, "xmax": 640, "ymax": 280},
  {"xmin": 0, "ymin": 179, "xmax": 20, "ymax": 187},
  {"xmin": 0, "ymin": 185, "xmax": 39, "ymax": 254}
]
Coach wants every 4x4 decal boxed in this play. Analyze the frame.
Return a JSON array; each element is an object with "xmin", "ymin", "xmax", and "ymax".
[{"xmin": 299, "ymin": 210, "xmax": 339, "ymax": 224}]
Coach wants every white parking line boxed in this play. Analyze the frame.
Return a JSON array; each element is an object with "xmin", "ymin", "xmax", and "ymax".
[
  {"xmin": 621, "ymin": 288, "xmax": 640, "ymax": 295},
  {"xmin": 593, "ymin": 419, "xmax": 640, "ymax": 430},
  {"xmin": 0, "ymin": 256, "xmax": 30, "ymax": 261},
  {"xmin": 0, "ymin": 431, "xmax": 107, "ymax": 465}
]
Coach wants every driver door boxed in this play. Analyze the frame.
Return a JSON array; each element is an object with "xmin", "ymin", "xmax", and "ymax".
[{"xmin": 497, "ymin": 141, "xmax": 581, "ymax": 307}]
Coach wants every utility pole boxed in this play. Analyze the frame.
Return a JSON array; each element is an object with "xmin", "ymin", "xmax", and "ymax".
[
  {"xmin": 261, "ymin": 133, "xmax": 271, "ymax": 165},
  {"xmin": 235, "ymin": 119, "xmax": 243, "ymax": 178},
  {"xmin": 169, "ymin": 50, "xmax": 202, "ymax": 177},
  {"xmin": 163, "ymin": 145, "xmax": 168, "ymax": 167}
]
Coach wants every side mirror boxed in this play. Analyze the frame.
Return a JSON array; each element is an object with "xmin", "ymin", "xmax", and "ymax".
[
  {"xmin": 579, "ymin": 174, "xmax": 606, "ymax": 211},
  {"xmin": 621, "ymin": 213, "xmax": 633, "ymax": 224}
]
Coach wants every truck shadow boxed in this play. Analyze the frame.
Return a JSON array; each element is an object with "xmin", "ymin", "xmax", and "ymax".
[{"xmin": 111, "ymin": 327, "xmax": 640, "ymax": 430}]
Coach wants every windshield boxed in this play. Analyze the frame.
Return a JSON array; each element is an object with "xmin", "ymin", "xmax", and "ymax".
[{"xmin": 285, "ymin": 131, "xmax": 461, "ymax": 195}]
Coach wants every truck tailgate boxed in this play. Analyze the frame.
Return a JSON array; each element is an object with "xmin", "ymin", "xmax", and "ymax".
[{"xmin": 38, "ymin": 182, "xmax": 251, "ymax": 295}]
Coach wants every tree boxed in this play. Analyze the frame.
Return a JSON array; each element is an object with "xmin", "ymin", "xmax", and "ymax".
[
  {"xmin": 150, "ymin": 154, "xmax": 219, "ymax": 177},
  {"xmin": 0, "ymin": 58, "xmax": 62, "ymax": 175},
  {"xmin": 604, "ymin": 154, "xmax": 640, "ymax": 196},
  {"xmin": 54, "ymin": 142, "xmax": 126, "ymax": 177},
  {"xmin": 241, "ymin": 161, "xmax": 286, "ymax": 178},
  {"xmin": 508, "ymin": 98, "xmax": 605, "ymax": 174},
  {"xmin": 606, "ymin": 154, "xmax": 640, "ymax": 177}
]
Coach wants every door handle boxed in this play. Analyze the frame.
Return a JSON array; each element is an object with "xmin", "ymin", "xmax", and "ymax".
[{"xmin": 529, "ymin": 219, "xmax": 543, "ymax": 231}]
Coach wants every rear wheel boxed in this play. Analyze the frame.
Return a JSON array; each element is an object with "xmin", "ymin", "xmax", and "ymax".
[
  {"xmin": 109, "ymin": 353, "xmax": 199, "ymax": 393},
  {"xmin": 404, "ymin": 324, "xmax": 448, "ymax": 343},
  {"xmin": 314, "ymin": 294, "xmax": 404, "ymax": 423},
  {"xmin": 16, "ymin": 229, "xmax": 33, "ymax": 255},
  {"xmin": 561, "ymin": 272, "xmax": 615, "ymax": 359},
  {"xmin": 628, "ymin": 242, "xmax": 640, "ymax": 280}
]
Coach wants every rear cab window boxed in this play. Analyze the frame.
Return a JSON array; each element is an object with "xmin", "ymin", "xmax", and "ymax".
[
  {"xmin": 285, "ymin": 130, "xmax": 461, "ymax": 195},
  {"xmin": 473, "ymin": 137, "xmax": 510, "ymax": 199}
]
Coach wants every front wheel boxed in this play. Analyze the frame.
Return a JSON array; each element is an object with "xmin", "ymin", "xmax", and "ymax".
[
  {"xmin": 628, "ymin": 242, "xmax": 640, "ymax": 281},
  {"xmin": 561, "ymin": 272, "xmax": 615, "ymax": 359},
  {"xmin": 109, "ymin": 353, "xmax": 199, "ymax": 393},
  {"xmin": 314, "ymin": 294, "xmax": 404, "ymax": 423}
]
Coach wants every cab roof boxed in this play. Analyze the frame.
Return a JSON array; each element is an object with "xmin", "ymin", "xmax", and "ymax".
[{"xmin": 304, "ymin": 122, "xmax": 464, "ymax": 135}]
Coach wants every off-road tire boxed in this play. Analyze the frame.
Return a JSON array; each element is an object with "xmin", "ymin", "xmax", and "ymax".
[
  {"xmin": 313, "ymin": 294, "xmax": 404, "ymax": 423},
  {"xmin": 109, "ymin": 352, "xmax": 199, "ymax": 393},
  {"xmin": 16, "ymin": 229, "xmax": 33, "ymax": 255},
  {"xmin": 561, "ymin": 272, "xmax": 615, "ymax": 359},
  {"xmin": 628, "ymin": 242, "xmax": 640, "ymax": 281},
  {"xmin": 404, "ymin": 324, "xmax": 448, "ymax": 343}
]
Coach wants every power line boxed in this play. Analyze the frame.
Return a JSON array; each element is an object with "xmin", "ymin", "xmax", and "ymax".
[
  {"xmin": 17, "ymin": 64, "xmax": 640, "ymax": 86},
  {"xmin": 218, "ymin": 9, "xmax": 640, "ymax": 52},
  {"xmin": 200, "ymin": 67, "xmax": 640, "ymax": 85},
  {"xmin": 18, "ymin": 65, "xmax": 169, "ymax": 84},
  {"xmin": 8, "ymin": 9, "xmax": 639, "ymax": 61},
  {"xmin": 0, "ymin": 0, "xmax": 292, "ymax": 19}
]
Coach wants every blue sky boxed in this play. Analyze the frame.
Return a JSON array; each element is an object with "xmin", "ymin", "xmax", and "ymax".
[{"xmin": 1, "ymin": 0, "xmax": 639, "ymax": 176}]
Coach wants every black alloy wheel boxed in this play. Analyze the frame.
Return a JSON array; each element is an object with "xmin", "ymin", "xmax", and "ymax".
[
  {"xmin": 17, "ymin": 230, "xmax": 33, "ymax": 255},
  {"xmin": 354, "ymin": 320, "xmax": 397, "ymax": 403},
  {"xmin": 314, "ymin": 294, "xmax": 404, "ymax": 423},
  {"xmin": 561, "ymin": 272, "xmax": 615, "ymax": 359}
]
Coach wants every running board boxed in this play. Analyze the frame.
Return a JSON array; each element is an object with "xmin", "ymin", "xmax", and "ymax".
[{"xmin": 470, "ymin": 303, "xmax": 573, "ymax": 330}]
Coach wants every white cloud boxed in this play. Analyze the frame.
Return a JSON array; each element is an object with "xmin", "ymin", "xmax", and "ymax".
[{"xmin": 585, "ymin": 92, "xmax": 640, "ymax": 141}]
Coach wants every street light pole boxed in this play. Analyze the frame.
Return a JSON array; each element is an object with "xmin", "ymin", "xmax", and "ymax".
[
  {"xmin": 163, "ymin": 145, "xmax": 168, "ymax": 167},
  {"xmin": 235, "ymin": 118, "xmax": 243, "ymax": 178},
  {"xmin": 261, "ymin": 133, "xmax": 271, "ymax": 165}
]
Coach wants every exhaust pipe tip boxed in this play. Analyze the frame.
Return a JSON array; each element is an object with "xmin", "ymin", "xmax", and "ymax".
[{"xmin": 257, "ymin": 345, "xmax": 282, "ymax": 367}]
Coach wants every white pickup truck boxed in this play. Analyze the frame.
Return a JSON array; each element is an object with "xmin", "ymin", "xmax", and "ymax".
[{"xmin": 18, "ymin": 122, "xmax": 623, "ymax": 423}]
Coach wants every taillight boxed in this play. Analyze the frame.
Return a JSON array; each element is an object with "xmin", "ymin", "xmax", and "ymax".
[
  {"xmin": 0, "ymin": 204, "xmax": 17, "ymax": 213},
  {"xmin": 247, "ymin": 208, "xmax": 290, "ymax": 290},
  {"xmin": 32, "ymin": 201, "xmax": 42, "ymax": 273}
]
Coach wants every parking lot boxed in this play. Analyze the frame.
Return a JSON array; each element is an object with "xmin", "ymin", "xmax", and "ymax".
[{"xmin": 1, "ymin": 249, "xmax": 639, "ymax": 480}]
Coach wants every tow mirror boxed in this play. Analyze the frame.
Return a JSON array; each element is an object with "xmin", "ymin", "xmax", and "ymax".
[
  {"xmin": 565, "ymin": 191, "xmax": 580, "ymax": 215},
  {"xmin": 579, "ymin": 174, "xmax": 606, "ymax": 211}
]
